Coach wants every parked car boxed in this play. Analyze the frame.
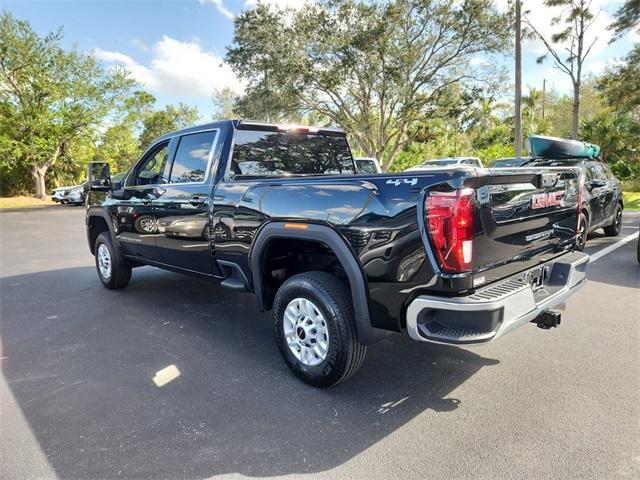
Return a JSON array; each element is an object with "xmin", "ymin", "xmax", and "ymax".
[
  {"xmin": 517, "ymin": 157, "xmax": 623, "ymax": 251},
  {"xmin": 354, "ymin": 157, "xmax": 382, "ymax": 173},
  {"xmin": 406, "ymin": 157, "xmax": 482, "ymax": 171},
  {"xmin": 488, "ymin": 157, "xmax": 532, "ymax": 168},
  {"xmin": 50, "ymin": 181, "xmax": 87, "ymax": 204},
  {"xmin": 86, "ymin": 120, "xmax": 588, "ymax": 387},
  {"xmin": 51, "ymin": 187, "xmax": 67, "ymax": 203}
]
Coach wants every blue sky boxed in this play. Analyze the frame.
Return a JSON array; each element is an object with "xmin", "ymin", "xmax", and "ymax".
[{"xmin": 2, "ymin": 0, "xmax": 637, "ymax": 121}]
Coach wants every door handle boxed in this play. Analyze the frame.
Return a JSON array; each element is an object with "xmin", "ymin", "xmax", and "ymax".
[{"xmin": 189, "ymin": 196, "xmax": 206, "ymax": 206}]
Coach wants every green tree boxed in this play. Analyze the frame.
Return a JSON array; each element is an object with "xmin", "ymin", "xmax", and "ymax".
[
  {"xmin": 526, "ymin": 0, "xmax": 601, "ymax": 139},
  {"xmin": 94, "ymin": 124, "xmax": 140, "ymax": 174},
  {"xmin": 523, "ymin": 87, "xmax": 542, "ymax": 123},
  {"xmin": 609, "ymin": 0, "xmax": 640, "ymax": 39},
  {"xmin": 227, "ymin": 0, "xmax": 510, "ymax": 170},
  {"xmin": 581, "ymin": 112, "xmax": 640, "ymax": 177},
  {"xmin": 597, "ymin": 45, "xmax": 640, "ymax": 114},
  {"xmin": 212, "ymin": 87, "xmax": 239, "ymax": 121},
  {"xmin": 0, "ymin": 12, "xmax": 134, "ymax": 197},
  {"xmin": 138, "ymin": 103, "xmax": 200, "ymax": 148},
  {"xmin": 94, "ymin": 91, "xmax": 156, "ymax": 173}
]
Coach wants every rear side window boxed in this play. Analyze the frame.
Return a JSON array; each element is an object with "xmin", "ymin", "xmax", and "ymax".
[
  {"xmin": 588, "ymin": 163, "xmax": 607, "ymax": 181},
  {"xmin": 168, "ymin": 131, "xmax": 217, "ymax": 184},
  {"xmin": 230, "ymin": 130, "xmax": 355, "ymax": 178}
]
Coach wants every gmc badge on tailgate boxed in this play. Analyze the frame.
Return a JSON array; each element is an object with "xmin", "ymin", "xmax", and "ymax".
[{"xmin": 531, "ymin": 191, "xmax": 562, "ymax": 209}]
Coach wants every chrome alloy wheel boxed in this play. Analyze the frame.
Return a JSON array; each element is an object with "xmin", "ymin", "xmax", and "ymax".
[
  {"xmin": 615, "ymin": 207, "xmax": 622, "ymax": 230},
  {"xmin": 139, "ymin": 217, "xmax": 157, "ymax": 233},
  {"xmin": 97, "ymin": 243, "xmax": 112, "ymax": 280},
  {"xmin": 283, "ymin": 298, "xmax": 330, "ymax": 367}
]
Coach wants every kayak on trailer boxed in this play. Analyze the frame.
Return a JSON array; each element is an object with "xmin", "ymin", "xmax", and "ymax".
[{"xmin": 527, "ymin": 135, "xmax": 601, "ymax": 159}]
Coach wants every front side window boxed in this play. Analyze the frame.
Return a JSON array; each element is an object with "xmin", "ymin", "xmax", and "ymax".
[
  {"xmin": 168, "ymin": 131, "xmax": 217, "ymax": 184},
  {"xmin": 230, "ymin": 130, "xmax": 355, "ymax": 178},
  {"xmin": 588, "ymin": 164, "xmax": 606, "ymax": 181},
  {"xmin": 134, "ymin": 142, "xmax": 169, "ymax": 186}
]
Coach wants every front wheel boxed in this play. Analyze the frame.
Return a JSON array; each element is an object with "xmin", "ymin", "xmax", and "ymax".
[
  {"xmin": 603, "ymin": 204, "xmax": 622, "ymax": 237},
  {"xmin": 94, "ymin": 232, "xmax": 132, "ymax": 289},
  {"xmin": 273, "ymin": 271, "xmax": 367, "ymax": 388}
]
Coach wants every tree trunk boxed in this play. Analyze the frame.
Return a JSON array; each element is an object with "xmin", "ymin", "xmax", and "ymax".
[
  {"xmin": 514, "ymin": 0, "xmax": 522, "ymax": 156},
  {"xmin": 30, "ymin": 144, "xmax": 62, "ymax": 198},
  {"xmin": 572, "ymin": 81, "xmax": 580, "ymax": 139},
  {"xmin": 31, "ymin": 165, "xmax": 48, "ymax": 199}
]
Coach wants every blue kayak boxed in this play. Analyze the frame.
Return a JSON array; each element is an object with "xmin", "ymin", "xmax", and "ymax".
[{"xmin": 527, "ymin": 135, "xmax": 601, "ymax": 159}]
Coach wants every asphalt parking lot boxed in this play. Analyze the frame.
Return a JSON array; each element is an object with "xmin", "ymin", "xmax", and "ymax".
[{"xmin": 1, "ymin": 206, "xmax": 639, "ymax": 480}]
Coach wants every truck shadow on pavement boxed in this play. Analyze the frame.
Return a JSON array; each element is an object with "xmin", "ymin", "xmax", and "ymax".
[{"xmin": 1, "ymin": 266, "xmax": 499, "ymax": 479}]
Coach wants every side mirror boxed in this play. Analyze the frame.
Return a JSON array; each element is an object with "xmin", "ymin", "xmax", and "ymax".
[
  {"xmin": 88, "ymin": 162, "xmax": 112, "ymax": 191},
  {"xmin": 588, "ymin": 179, "xmax": 606, "ymax": 190}
]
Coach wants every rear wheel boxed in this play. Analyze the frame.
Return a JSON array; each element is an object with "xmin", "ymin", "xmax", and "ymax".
[
  {"xmin": 95, "ymin": 232, "xmax": 131, "ymax": 289},
  {"xmin": 575, "ymin": 212, "xmax": 588, "ymax": 251},
  {"xmin": 273, "ymin": 271, "xmax": 367, "ymax": 388},
  {"xmin": 603, "ymin": 204, "xmax": 622, "ymax": 237}
]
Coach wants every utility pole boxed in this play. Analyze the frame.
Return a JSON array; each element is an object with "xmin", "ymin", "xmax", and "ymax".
[{"xmin": 514, "ymin": 0, "xmax": 522, "ymax": 157}]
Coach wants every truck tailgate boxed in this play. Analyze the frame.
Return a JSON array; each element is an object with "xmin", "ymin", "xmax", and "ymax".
[{"xmin": 472, "ymin": 167, "xmax": 581, "ymax": 284}]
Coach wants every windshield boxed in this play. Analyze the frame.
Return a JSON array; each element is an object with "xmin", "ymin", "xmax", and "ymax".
[{"xmin": 231, "ymin": 130, "xmax": 355, "ymax": 178}]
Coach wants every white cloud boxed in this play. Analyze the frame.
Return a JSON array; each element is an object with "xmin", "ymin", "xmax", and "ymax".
[
  {"xmin": 470, "ymin": 56, "xmax": 490, "ymax": 66},
  {"xmin": 199, "ymin": 0, "xmax": 234, "ymax": 19},
  {"xmin": 95, "ymin": 36, "xmax": 243, "ymax": 97},
  {"xmin": 244, "ymin": 0, "xmax": 309, "ymax": 9}
]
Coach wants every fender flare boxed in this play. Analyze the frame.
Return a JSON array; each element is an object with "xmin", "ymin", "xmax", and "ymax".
[
  {"xmin": 86, "ymin": 207, "xmax": 117, "ymax": 254},
  {"xmin": 250, "ymin": 222, "xmax": 382, "ymax": 345}
]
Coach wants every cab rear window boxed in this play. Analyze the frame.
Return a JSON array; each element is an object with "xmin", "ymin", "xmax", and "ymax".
[{"xmin": 230, "ymin": 130, "xmax": 355, "ymax": 178}]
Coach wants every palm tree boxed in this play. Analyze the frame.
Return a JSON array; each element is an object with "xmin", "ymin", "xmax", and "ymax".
[{"xmin": 523, "ymin": 88, "xmax": 542, "ymax": 123}]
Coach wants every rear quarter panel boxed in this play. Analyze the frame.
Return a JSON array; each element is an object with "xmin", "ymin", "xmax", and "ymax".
[{"xmin": 212, "ymin": 170, "xmax": 477, "ymax": 331}]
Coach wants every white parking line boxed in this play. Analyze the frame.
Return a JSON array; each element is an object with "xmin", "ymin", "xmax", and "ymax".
[{"xmin": 589, "ymin": 230, "xmax": 639, "ymax": 263}]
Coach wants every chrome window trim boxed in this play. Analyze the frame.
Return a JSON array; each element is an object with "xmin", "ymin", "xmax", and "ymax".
[
  {"xmin": 125, "ymin": 128, "xmax": 220, "ymax": 189},
  {"xmin": 166, "ymin": 129, "xmax": 220, "ymax": 186}
]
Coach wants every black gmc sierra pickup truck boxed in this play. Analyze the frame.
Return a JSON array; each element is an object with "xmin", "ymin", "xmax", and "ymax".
[{"xmin": 86, "ymin": 120, "xmax": 589, "ymax": 387}]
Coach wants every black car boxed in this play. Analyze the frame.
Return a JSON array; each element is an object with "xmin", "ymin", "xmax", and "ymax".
[
  {"xmin": 520, "ymin": 158, "xmax": 623, "ymax": 250},
  {"xmin": 85, "ymin": 120, "xmax": 588, "ymax": 387}
]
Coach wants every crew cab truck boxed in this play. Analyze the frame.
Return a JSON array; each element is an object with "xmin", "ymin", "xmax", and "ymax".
[{"xmin": 86, "ymin": 120, "xmax": 589, "ymax": 387}]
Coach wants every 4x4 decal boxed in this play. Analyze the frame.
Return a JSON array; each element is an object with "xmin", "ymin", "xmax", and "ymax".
[{"xmin": 386, "ymin": 178, "xmax": 418, "ymax": 187}]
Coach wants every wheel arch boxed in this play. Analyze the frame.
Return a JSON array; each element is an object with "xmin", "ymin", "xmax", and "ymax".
[
  {"xmin": 249, "ymin": 222, "xmax": 381, "ymax": 344},
  {"xmin": 87, "ymin": 208, "xmax": 116, "ymax": 255}
]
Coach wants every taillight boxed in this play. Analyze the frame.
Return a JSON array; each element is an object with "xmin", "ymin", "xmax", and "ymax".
[
  {"xmin": 425, "ymin": 188, "xmax": 475, "ymax": 272},
  {"xmin": 576, "ymin": 177, "xmax": 583, "ymax": 231}
]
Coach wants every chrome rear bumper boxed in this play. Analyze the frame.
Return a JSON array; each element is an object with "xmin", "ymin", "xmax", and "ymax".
[{"xmin": 405, "ymin": 251, "xmax": 589, "ymax": 345}]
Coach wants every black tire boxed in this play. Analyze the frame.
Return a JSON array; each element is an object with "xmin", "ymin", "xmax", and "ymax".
[
  {"xmin": 94, "ymin": 232, "xmax": 132, "ymax": 289},
  {"xmin": 273, "ymin": 271, "xmax": 367, "ymax": 388},
  {"xmin": 575, "ymin": 212, "xmax": 588, "ymax": 251},
  {"xmin": 603, "ymin": 204, "xmax": 622, "ymax": 237}
]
